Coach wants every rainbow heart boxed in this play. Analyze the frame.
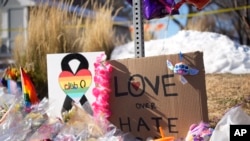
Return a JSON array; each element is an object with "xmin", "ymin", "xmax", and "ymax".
[{"xmin": 58, "ymin": 69, "xmax": 92, "ymax": 102}]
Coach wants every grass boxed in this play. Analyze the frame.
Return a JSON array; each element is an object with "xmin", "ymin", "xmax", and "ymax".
[
  {"xmin": 185, "ymin": 15, "xmax": 216, "ymax": 32},
  {"xmin": 13, "ymin": 1, "xmax": 85, "ymax": 98},
  {"xmin": 206, "ymin": 73, "xmax": 250, "ymax": 127},
  {"xmin": 12, "ymin": 0, "xmax": 123, "ymax": 98},
  {"xmin": 81, "ymin": 0, "xmax": 118, "ymax": 59}
]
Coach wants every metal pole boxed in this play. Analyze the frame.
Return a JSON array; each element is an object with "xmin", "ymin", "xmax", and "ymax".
[{"xmin": 132, "ymin": 0, "xmax": 145, "ymax": 58}]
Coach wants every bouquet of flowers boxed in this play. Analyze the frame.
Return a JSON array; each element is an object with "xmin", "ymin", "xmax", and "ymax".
[{"xmin": 1, "ymin": 66, "xmax": 22, "ymax": 95}]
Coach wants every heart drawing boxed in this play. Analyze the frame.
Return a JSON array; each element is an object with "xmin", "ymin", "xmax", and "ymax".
[
  {"xmin": 58, "ymin": 69, "xmax": 92, "ymax": 102},
  {"xmin": 131, "ymin": 81, "xmax": 140, "ymax": 91}
]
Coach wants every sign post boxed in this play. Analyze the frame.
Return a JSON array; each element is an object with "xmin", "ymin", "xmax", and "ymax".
[{"xmin": 133, "ymin": 0, "xmax": 145, "ymax": 58}]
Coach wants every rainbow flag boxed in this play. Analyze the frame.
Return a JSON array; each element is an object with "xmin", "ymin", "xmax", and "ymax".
[{"xmin": 20, "ymin": 68, "xmax": 39, "ymax": 108}]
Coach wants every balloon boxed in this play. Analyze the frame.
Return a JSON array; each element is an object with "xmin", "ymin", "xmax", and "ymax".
[
  {"xmin": 144, "ymin": 0, "xmax": 179, "ymax": 20},
  {"xmin": 173, "ymin": 0, "xmax": 211, "ymax": 10},
  {"xmin": 187, "ymin": 0, "xmax": 211, "ymax": 10},
  {"xmin": 126, "ymin": 0, "xmax": 132, "ymax": 5},
  {"xmin": 127, "ymin": 0, "xmax": 179, "ymax": 20}
]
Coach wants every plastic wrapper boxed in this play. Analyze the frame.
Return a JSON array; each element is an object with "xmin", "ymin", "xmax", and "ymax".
[
  {"xmin": 56, "ymin": 103, "xmax": 136, "ymax": 141},
  {"xmin": 210, "ymin": 106, "xmax": 250, "ymax": 141},
  {"xmin": 0, "ymin": 93, "xmax": 136, "ymax": 140},
  {"xmin": 0, "ymin": 95, "xmax": 50, "ymax": 141},
  {"xmin": 56, "ymin": 103, "xmax": 106, "ymax": 140},
  {"xmin": 27, "ymin": 118, "xmax": 64, "ymax": 141},
  {"xmin": 23, "ymin": 98, "xmax": 50, "ymax": 130},
  {"xmin": 0, "ymin": 94, "xmax": 31, "ymax": 140},
  {"xmin": 0, "ymin": 93, "xmax": 16, "ymax": 123}
]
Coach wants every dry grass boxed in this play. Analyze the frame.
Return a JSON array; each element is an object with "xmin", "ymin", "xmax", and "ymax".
[
  {"xmin": 81, "ymin": 0, "xmax": 118, "ymax": 59},
  {"xmin": 206, "ymin": 73, "xmax": 250, "ymax": 127},
  {"xmin": 13, "ymin": 1, "xmax": 85, "ymax": 97},
  {"xmin": 12, "ymin": 0, "xmax": 122, "ymax": 98},
  {"xmin": 185, "ymin": 16, "xmax": 216, "ymax": 32}
]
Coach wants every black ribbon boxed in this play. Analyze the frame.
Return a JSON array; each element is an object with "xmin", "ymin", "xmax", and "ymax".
[{"xmin": 60, "ymin": 53, "xmax": 89, "ymax": 112}]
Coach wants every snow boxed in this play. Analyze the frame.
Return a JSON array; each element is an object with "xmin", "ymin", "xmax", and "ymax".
[{"xmin": 111, "ymin": 30, "xmax": 250, "ymax": 74}]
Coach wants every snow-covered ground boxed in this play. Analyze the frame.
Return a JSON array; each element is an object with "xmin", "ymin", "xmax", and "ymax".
[{"xmin": 111, "ymin": 30, "xmax": 250, "ymax": 74}]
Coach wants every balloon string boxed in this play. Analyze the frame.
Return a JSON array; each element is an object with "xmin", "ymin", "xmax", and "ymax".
[
  {"xmin": 162, "ymin": 1, "xmax": 176, "ymax": 48},
  {"xmin": 158, "ymin": 0, "xmax": 172, "ymax": 12}
]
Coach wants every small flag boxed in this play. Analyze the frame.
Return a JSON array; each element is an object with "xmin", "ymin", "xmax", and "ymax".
[
  {"xmin": 20, "ymin": 67, "xmax": 39, "ymax": 108},
  {"xmin": 7, "ymin": 79, "xmax": 22, "ymax": 95}
]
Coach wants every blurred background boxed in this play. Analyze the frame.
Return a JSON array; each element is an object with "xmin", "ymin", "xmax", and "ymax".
[
  {"xmin": 1, "ymin": 0, "xmax": 250, "ymax": 128},
  {"xmin": 1, "ymin": 0, "xmax": 250, "ymax": 92}
]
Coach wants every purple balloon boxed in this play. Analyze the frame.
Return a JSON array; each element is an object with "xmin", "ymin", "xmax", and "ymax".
[
  {"xmin": 127, "ymin": 0, "xmax": 179, "ymax": 20},
  {"xmin": 126, "ymin": 0, "xmax": 132, "ymax": 5}
]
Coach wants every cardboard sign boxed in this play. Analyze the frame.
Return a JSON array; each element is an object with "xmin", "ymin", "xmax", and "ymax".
[
  {"xmin": 46, "ymin": 52, "xmax": 103, "ymax": 118},
  {"xmin": 108, "ymin": 51, "xmax": 208, "ymax": 140}
]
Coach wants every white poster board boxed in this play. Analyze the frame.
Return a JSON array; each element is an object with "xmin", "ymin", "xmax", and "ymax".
[{"xmin": 46, "ymin": 52, "xmax": 103, "ymax": 118}]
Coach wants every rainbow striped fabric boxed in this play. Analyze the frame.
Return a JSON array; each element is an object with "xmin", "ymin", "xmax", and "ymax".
[{"xmin": 20, "ymin": 68, "xmax": 39, "ymax": 108}]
